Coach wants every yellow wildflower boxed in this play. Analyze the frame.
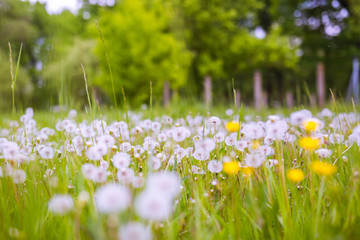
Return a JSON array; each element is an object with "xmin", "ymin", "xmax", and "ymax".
[
  {"xmin": 310, "ymin": 160, "xmax": 337, "ymax": 176},
  {"xmin": 226, "ymin": 121, "xmax": 241, "ymax": 132},
  {"xmin": 223, "ymin": 161, "xmax": 240, "ymax": 175},
  {"xmin": 241, "ymin": 167, "xmax": 253, "ymax": 177},
  {"xmin": 299, "ymin": 136, "xmax": 321, "ymax": 151},
  {"xmin": 302, "ymin": 118, "xmax": 321, "ymax": 132},
  {"xmin": 287, "ymin": 169, "xmax": 305, "ymax": 182},
  {"xmin": 250, "ymin": 140, "xmax": 260, "ymax": 150}
]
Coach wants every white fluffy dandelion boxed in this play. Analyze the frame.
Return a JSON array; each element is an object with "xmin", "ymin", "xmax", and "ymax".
[
  {"xmin": 12, "ymin": 169, "xmax": 26, "ymax": 184},
  {"xmin": 135, "ymin": 191, "xmax": 172, "ymax": 221},
  {"xmin": 118, "ymin": 222, "xmax": 152, "ymax": 240},
  {"xmin": 39, "ymin": 146, "xmax": 54, "ymax": 159},
  {"xmin": 112, "ymin": 152, "xmax": 131, "ymax": 169},
  {"xmin": 147, "ymin": 172, "xmax": 180, "ymax": 198},
  {"xmin": 95, "ymin": 184, "xmax": 131, "ymax": 214},
  {"xmin": 48, "ymin": 195, "xmax": 74, "ymax": 215},
  {"xmin": 207, "ymin": 160, "xmax": 223, "ymax": 173},
  {"xmin": 245, "ymin": 152, "xmax": 266, "ymax": 168}
]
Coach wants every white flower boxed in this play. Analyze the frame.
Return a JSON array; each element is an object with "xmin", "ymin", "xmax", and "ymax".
[
  {"xmin": 39, "ymin": 146, "xmax": 54, "ymax": 159},
  {"xmin": 98, "ymin": 135, "xmax": 115, "ymax": 148},
  {"xmin": 319, "ymin": 108, "xmax": 332, "ymax": 118},
  {"xmin": 192, "ymin": 149, "xmax": 209, "ymax": 161},
  {"xmin": 112, "ymin": 152, "xmax": 131, "ymax": 169},
  {"xmin": 151, "ymin": 122, "xmax": 161, "ymax": 132},
  {"xmin": 147, "ymin": 172, "xmax": 180, "ymax": 198},
  {"xmin": 118, "ymin": 222, "xmax": 152, "ymax": 240},
  {"xmin": 315, "ymin": 148, "xmax": 332, "ymax": 158},
  {"xmin": 225, "ymin": 135, "xmax": 236, "ymax": 146},
  {"xmin": 174, "ymin": 147, "xmax": 186, "ymax": 160},
  {"xmin": 48, "ymin": 195, "xmax": 74, "ymax": 215},
  {"xmin": 242, "ymin": 123, "xmax": 265, "ymax": 140},
  {"xmin": 235, "ymin": 140, "xmax": 248, "ymax": 151},
  {"xmin": 207, "ymin": 160, "xmax": 223, "ymax": 173},
  {"xmin": 151, "ymin": 157, "xmax": 162, "ymax": 170},
  {"xmin": 143, "ymin": 139, "xmax": 158, "ymax": 151},
  {"xmin": 225, "ymin": 109, "xmax": 233, "ymax": 116},
  {"xmin": 142, "ymin": 119, "xmax": 152, "ymax": 130},
  {"xmin": 290, "ymin": 109, "xmax": 312, "ymax": 126},
  {"xmin": 93, "ymin": 167, "xmax": 108, "ymax": 183},
  {"xmin": 157, "ymin": 132, "xmax": 168, "ymax": 142},
  {"xmin": 100, "ymin": 160, "xmax": 109, "ymax": 169},
  {"xmin": 264, "ymin": 136, "xmax": 274, "ymax": 145},
  {"xmin": 25, "ymin": 107, "xmax": 34, "ymax": 117},
  {"xmin": 329, "ymin": 133, "xmax": 344, "ymax": 144},
  {"xmin": 267, "ymin": 159, "xmax": 278, "ymax": 168},
  {"xmin": 265, "ymin": 120, "xmax": 288, "ymax": 140},
  {"xmin": 214, "ymin": 132, "xmax": 225, "ymax": 143},
  {"xmin": 2, "ymin": 141, "xmax": 19, "ymax": 160},
  {"xmin": 117, "ymin": 168, "xmax": 135, "ymax": 184},
  {"xmin": 195, "ymin": 138, "xmax": 215, "ymax": 153},
  {"xmin": 191, "ymin": 165, "xmax": 205, "ymax": 174},
  {"xmin": 208, "ymin": 116, "xmax": 221, "ymax": 127},
  {"xmin": 172, "ymin": 127, "xmax": 188, "ymax": 142},
  {"xmin": 80, "ymin": 126, "xmax": 96, "ymax": 138},
  {"xmin": 120, "ymin": 142, "xmax": 132, "ymax": 152},
  {"xmin": 81, "ymin": 163, "xmax": 97, "ymax": 180},
  {"xmin": 245, "ymin": 152, "xmax": 265, "ymax": 168},
  {"xmin": 135, "ymin": 191, "xmax": 172, "ymax": 221},
  {"xmin": 86, "ymin": 144, "xmax": 107, "ymax": 161},
  {"xmin": 68, "ymin": 109, "xmax": 77, "ymax": 118},
  {"xmin": 259, "ymin": 145, "xmax": 274, "ymax": 156},
  {"xmin": 12, "ymin": 169, "xmax": 26, "ymax": 184},
  {"xmin": 95, "ymin": 184, "xmax": 131, "ymax": 214},
  {"xmin": 132, "ymin": 175, "xmax": 145, "ymax": 188}
]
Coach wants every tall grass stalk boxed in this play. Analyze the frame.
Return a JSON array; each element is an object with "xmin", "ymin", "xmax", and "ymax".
[
  {"xmin": 8, "ymin": 42, "xmax": 23, "ymax": 115},
  {"xmin": 81, "ymin": 64, "xmax": 93, "ymax": 116},
  {"xmin": 96, "ymin": 21, "xmax": 118, "ymax": 119}
]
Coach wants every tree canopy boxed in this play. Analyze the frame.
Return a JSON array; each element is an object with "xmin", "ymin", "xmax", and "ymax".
[{"xmin": 0, "ymin": 0, "xmax": 359, "ymax": 109}]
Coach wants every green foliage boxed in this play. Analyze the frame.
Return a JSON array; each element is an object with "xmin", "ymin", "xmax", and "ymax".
[
  {"xmin": 0, "ymin": 49, "xmax": 33, "ymax": 110},
  {"xmin": 94, "ymin": 0, "xmax": 192, "ymax": 106},
  {"xmin": 42, "ymin": 38, "xmax": 99, "ymax": 107}
]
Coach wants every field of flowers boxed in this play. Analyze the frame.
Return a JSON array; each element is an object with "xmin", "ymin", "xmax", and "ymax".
[{"xmin": 0, "ymin": 106, "xmax": 360, "ymax": 239}]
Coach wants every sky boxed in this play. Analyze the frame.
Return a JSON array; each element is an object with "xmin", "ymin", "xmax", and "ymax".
[
  {"xmin": 27, "ymin": 0, "xmax": 82, "ymax": 14},
  {"xmin": 26, "ymin": 0, "xmax": 115, "ymax": 14}
]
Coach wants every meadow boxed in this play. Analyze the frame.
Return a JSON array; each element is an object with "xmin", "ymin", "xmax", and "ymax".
[{"xmin": 0, "ymin": 102, "xmax": 359, "ymax": 240}]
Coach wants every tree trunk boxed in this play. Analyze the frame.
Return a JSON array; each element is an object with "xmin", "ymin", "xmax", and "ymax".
[
  {"xmin": 204, "ymin": 75, "xmax": 212, "ymax": 106},
  {"xmin": 163, "ymin": 81, "xmax": 170, "ymax": 108},
  {"xmin": 316, "ymin": 62, "xmax": 325, "ymax": 107},
  {"xmin": 236, "ymin": 89, "xmax": 241, "ymax": 107},
  {"xmin": 286, "ymin": 91, "xmax": 294, "ymax": 108},
  {"xmin": 254, "ymin": 70, "xmax": 262, "ymax": 110}
]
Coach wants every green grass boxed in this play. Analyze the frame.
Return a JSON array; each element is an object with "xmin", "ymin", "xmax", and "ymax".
[{"xmin": 0, "ymin": 103, "xmax": 360, "ymax": 239}]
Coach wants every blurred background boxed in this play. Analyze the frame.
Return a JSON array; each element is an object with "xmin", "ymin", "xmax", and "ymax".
[{"xmin": 0, "ymin": 0, "xmax": 359, "ymax": 111}]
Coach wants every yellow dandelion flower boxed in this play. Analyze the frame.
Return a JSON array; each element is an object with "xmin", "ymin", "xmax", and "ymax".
[
  {"xmin": 302, "ymin": 118, "xmax": 321, "ymax": 132},
  {"xmin": 226, "ymin": 121, "xmax": 241, "ymax": 132},
  {"xmin": 250, "ymin": 140, "xmax": 260, "ymax": 150},
  {"xmin": 310, "ymin": 160, "xmax": 337, "ymax": 176},
  {"xmin": 223, "ymin": 161, "xmax": 240, "ymax": 175},
  {"xmin": 299, "ymin": 136, "xmax": 321, "ymax": 151},
  {"xmin": 287, "ymin": 169, "xmax": 305, "ymax": 182},
  {"xmin": 241, "ymin": 167, "xmax": 253, "ymax": 177}
]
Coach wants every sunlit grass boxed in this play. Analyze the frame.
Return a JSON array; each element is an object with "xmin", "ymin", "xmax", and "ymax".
[{"xmin": 0, "ymin": 102, "xmax": 360, "ymax": 239}]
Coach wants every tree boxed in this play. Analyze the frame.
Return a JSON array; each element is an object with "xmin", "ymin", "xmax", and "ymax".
[{"xmin": 94, "ymin": 0, "xmax": 191, "ymax": 106}]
